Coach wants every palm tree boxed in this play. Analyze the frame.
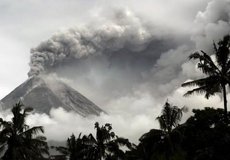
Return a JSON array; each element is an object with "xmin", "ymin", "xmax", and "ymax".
[
  {"xmin": 137, "ymin": 101, "xmax": 186, "ymax": 160},
  {"xmin": 0, "ymin": 102, "xmax": 49, "ymax": 160},
  {"xmin": 53, "ymin": 123, "xmax": 132, "ymax": 160},
  {"xmin": 84, "ymin": 122, "xmax": 133, "ymax": 160},
  {"xmin": 182, "ymin": 35, "xmax": 230, "ymax": 119},
  {"xmin": 52, "ymin": 133, "xmax": 89, "ymax": 160},
  {"xmin": 156, "ymin": 101, "xmax": 184, "ymax": 134}
]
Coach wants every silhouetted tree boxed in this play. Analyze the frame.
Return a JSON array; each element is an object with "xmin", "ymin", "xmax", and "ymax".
[
  {"xmin": 54, "ymin": 122, "xmax": 133, "ymax": 160},
  {"xmin": 182, "ymin": 35, "xmax": 230, "ymax": 119},
  {"xmin": 131, "ymin": 101, "xmax": 186, "ymax": 160},
  {"xmin": 52, "ymin": 133, "xmax": 89, "ymax": 160},
  {"xmin": 0, "ymin": 102, "xmax": 49, "ymax": 160},
  {"xmin": 83, "ymin": 122, "xmax": 133, "ymax": 160},
  {"xmin": 179, "ymin": 107, "xmax": 230, "ymax": 160},
  {"xmin": 156, "ymin": 101, "xmax": 184, "ymax": 133}
]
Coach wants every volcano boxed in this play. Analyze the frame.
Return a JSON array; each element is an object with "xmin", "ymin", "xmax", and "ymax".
[{"xmin": 0, "ymin": 76, "xmax": 104, "ymax": 116}]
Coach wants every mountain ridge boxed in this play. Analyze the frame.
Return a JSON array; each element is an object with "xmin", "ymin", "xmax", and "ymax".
[{"xmin": 0, "ymin": 76, "xmax": 104, "ymax": 116}]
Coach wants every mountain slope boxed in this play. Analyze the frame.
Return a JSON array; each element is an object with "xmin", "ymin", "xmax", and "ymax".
[{"xmin": 0, "ymin": 76, "xmax": 104, "ymax": 116}]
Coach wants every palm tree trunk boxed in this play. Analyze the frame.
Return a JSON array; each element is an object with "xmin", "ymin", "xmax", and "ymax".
[{"xmin": 222, "ymin": 84, "xmax": 228, "ymax": 121}]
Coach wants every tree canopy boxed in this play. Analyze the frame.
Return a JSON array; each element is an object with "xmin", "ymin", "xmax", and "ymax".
[
  {"xmin": 0, "ymin": 102, "xmax": 49, "ymax": 160},
  {"xmin": 182, "ymin": 35, "xmax": 230, "ymax": 119}
]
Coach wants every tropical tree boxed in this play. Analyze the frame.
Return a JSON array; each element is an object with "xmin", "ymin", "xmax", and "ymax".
[
  {"xmin": 179, "ymin": 107, "xmax": 230, "ymax": 160},
  {"xmin": 52, "ymin": 133, "xmax": 89, "ymax": 160},
  {"xmin": 83, "ymin": 122, "xmax": 133, "ymax": 160},
  {"xmin": 133, "ymin": 101, "xmax": 186, "ymax": 160},
  {"xmin": 53, "ymin": 122, "xmax": 133, "ymax": 160},
  {"xmin": 156, "ymin": 101, "xmax": 184, "ymax": 134},
  {"xmin": 0, "ymin": 102, "xmax": 49, "ymax": 160},
  {"xmin": 182, "ymin": 35, "xmax": 230, "ymax": 119}
]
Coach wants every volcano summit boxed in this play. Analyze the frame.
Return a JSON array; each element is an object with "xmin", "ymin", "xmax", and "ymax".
[{"xmin": 0, "ymin": 76, "xmax": 104, "ymax": 116}]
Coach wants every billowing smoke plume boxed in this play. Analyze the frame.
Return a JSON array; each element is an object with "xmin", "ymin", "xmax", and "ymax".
[
  {"xmin": 174, "ymin": 0, "xmax": 230, "ymax": 111},
  {"xmin": 28, "ymin": 8, "xmax": 191, "ymax": 108},
  {"xmin": 192, "ymin": 0, "xmax": 230, "ymax": 52},
  {"xmin": 4, "ymin": 0, "xmax": 230, "ymax": 144},
  {"xmin": 28, "ymin": 9, "xmax": 161, "ymax": 77},
  {"xmin": 179, "ymin": 0, "xmax": 230, "ymax": 88},
  {"xmin": 27, "ymin": 0, "xmax": 230, "ymax": 112}
]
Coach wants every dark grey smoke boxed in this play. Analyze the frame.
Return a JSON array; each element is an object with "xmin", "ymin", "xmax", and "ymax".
[
  {"xmin": 27, "ymin": 8, "xmax": 193, "ymax": 109},
  {"xmin": 28, "ymin": 9, "xmax": 183, "ymax": 77}
]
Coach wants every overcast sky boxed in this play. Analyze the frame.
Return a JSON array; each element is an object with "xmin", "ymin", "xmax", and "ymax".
[
  {"xmin": 1, "ymin": 0, "xmax": 230, "ymax": 142},
  {"xmin": 0, "ymin": 0, "xmax": 208, "ymax": 98}
]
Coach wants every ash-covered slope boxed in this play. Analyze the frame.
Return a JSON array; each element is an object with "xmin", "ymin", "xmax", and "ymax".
[{"xmin": 0, "ymin": 76, "xmax": 103, "ymax": 116}]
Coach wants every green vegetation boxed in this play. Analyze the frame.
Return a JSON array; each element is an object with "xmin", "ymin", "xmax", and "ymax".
[{"xmin": 1, "ymin": 35, "xmax": 230, "ymax": 159}]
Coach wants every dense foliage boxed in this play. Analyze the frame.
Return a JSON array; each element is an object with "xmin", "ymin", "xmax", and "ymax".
[
  {"xmin": 0, "ymin": 102, "xmax": 49, "ymax": 160},
  {"xmin": 1, "ymin": 102, "xmax": 230, "ymax": 160}
]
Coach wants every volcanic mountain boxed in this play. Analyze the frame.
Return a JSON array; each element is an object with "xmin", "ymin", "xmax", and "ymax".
[{"xmin": 0, "ymin": 76, "xmax": 104, "ymax": 116}]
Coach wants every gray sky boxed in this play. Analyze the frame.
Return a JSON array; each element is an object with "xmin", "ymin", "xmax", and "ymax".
[{"xmin": 1, "ymin": 0, "xmax": 230, "ymax": 142}]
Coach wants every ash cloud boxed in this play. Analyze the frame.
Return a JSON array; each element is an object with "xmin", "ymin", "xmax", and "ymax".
[
  {"xmin": 26, "ymin": 0, "xmax": 230, "ymax": 116},
  {"xmin": 192, "ymin": 0, "xmax": 230, "ymax": 52},
  {"xmin": 181, "ymin": 0, "xmax": 230, "ymax": 84},
  {"xmin": 178, "ymin": 0, "xmax": 230, "ymax": 111},
  {"xmin": 28, "ymin": 9, "xmax": 157, "ymax": 76},
  {"xmin": 28, "ymin": 8, "xmax": 190, "ymax": 107},
  {"xmin": 3, "ymin": 0, "xmax": 230, "ymax": 144}
]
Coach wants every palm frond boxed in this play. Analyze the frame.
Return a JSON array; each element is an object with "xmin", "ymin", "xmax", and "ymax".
[
  {"xmin": 20, "ymin": 126, "xmax": 44, "ymax": 137},
  {"xmin": 87, "ymin": 133, "xmax": 97, "ymax": 145},
  {"xmin": 156, "ymin": 116, "xmax": 167, "ymax": 132},
  {"xmin": 189, "ymin": 52, "xmax": 201, "ymax": 59},
  {"xmin": 189, "ymin": 51, "xmax": 221, "ymax": 76},
  {"xmin": 183, "ymin": 86, "xmax": 208, "ymax": 97},
  {"xmin": 170, "ymin": 106, "xmax": 183, "ymax": 127},
  {"xmin": 156, "ymin": 102, "xmax": 184, "ymax": 133},
  {"xmin": 200, "ymin": 51, "xmax": 221, "ymax": 75},
  {"xmin": 0, "ymin": 143, "xmax": 7, "ymax": 154},
  {"xmin": 197, "ymin": 62, "xmax": 218, "ymax": 76},
  {"xmin": 139, "ymin": 129, "xmax": 164, "ymax": 142},
  {"xmin": 182, "ymin": 76, "xmax": 220, "ymax": 87},
  {"xmin": 183, "ymin": 79, "xmax": 222, "ymax": 99},
  {"xmin": 215, "ymin": 35, "xmax": 230, "ymax": 67}
]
